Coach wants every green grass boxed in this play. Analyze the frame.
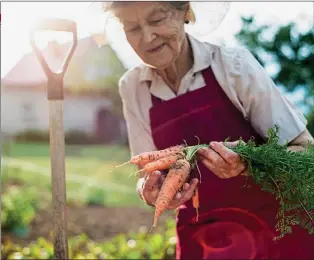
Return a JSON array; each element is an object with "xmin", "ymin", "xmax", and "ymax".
[
  {"xmin": 2, "ymin": 142, "xmax": 143, "ymax": 208},
  {"xmin": 5, "ymin": 142, "xmax": 131, "ymax": 160}
]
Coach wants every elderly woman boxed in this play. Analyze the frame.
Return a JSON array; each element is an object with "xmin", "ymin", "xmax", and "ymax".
[{"xmin": 102, "ymin": 1, "xmax": 314, "ymax": 259}]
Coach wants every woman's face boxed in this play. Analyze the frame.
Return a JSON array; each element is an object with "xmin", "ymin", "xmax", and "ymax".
[{"xmin": 113, "ymin": 2, "xmax": 187, "ymax": 69}]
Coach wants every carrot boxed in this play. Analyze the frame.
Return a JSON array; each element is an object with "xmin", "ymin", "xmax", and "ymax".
[
  {"xmin": 153, "ymin": 158, "xmax": 191, "ymax": 227},
  {"xmin": 141, "ymin": 152, "xmax": 184, "ymax": 173},
  {"xmin": 115, "ymin": 145, "xmax": 185, "ymax": 169},
  {"xmin": 192, "ymin": 187, "xmax": 199, "ymax": 222},
  {"xmin": 130, "ymin": 145, "xmax": 185, "ymax": 165}
]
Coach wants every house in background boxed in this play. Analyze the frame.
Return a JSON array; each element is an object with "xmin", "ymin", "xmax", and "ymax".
[{"xmin": 1, "ymin": 34, "xmax": 128, "ymax": 144}]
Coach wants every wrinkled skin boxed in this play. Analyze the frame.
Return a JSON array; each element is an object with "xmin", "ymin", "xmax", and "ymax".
[
  {"xmin": 113, "ymin": 2, "xmax": 193, "ymax": 92},
  {"xmin": 139, "ymin": 170, "xmax": 199, "ymax": 209},
  {"xmin": 197, "ymin": 141, "xmax": 249, "ymax": 179},
  {"xmin": 113, "ymin": 1, "xmax": 187, "ymax": 69}
]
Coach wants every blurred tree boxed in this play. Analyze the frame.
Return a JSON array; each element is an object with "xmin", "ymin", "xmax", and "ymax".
[
  {"xmin": 235, "ymin": 16, "xmax": 314, "ymax": 134},
  {"xmin": 306, "ymin": 110, "xmax": 314, "ymax": 136}
]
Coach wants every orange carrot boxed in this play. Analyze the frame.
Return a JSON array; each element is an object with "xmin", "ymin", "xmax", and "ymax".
[
  {"xmin": 130, "ymin": 145, "xmax": 185, "ymax": 165},
  {"xmin": 192, "ymin": 187, "xmax": 199, "ymax": 222},
  {"xmin": 153, "ymin": 159, "xmax": 191, "ymax": 227},
  {"xmin": 141, "ymin": 152, "xmax": 184, "ymax": 173}
]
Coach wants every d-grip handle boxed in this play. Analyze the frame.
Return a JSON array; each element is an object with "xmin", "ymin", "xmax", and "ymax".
[
  {"xmin": 30, "ymin": 18, "xmax": 78, "ymax": 78},
  {"xmin": 32, "ymin": 18, "xmax": 77, "ymax": 33},
  {"xmin": 30, "ymin": 18, "xmax": 78, "ymax": 100}
]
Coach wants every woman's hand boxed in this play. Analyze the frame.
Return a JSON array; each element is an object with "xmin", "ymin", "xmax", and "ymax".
[
  {"xmin": 197, "ymin": 141, "xmax": 248, "ymax": 179},
  {"xmin": 138, "ymin": 171, "xmax": 198, "ymax": 209}
]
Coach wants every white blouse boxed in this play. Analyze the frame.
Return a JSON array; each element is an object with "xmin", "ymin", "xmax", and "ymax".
[{"xmin": 118, "ymin": 34, "xmax": 307, "ymax": 157}]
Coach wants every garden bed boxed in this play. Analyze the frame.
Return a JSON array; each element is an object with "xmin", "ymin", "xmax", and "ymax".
[{"xmin": 2, "ymin": 204, "xmax": 175, "ymax": 246}]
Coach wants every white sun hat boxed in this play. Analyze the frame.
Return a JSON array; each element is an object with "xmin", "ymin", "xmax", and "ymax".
[
  {"xmin": 86, "ymin": 1, "xmax": 231, "ymax": 41},
  {"xmin": 84, "ymin": 1, "xmax": 230, "ymax": 68}
]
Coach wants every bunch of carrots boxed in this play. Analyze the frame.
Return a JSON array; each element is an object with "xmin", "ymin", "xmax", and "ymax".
[
  {"xmin": 116, "ymin": 126, "xmax": 314, "ymax": 239},
  {"xmin": 121, "ymin": 143, "xmax": 208, "ymax": 229}
]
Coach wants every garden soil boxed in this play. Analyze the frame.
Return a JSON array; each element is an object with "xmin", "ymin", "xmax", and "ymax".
[{"xmin": 2, "ymin": 205, "xmax": 175, "ymax": 246}]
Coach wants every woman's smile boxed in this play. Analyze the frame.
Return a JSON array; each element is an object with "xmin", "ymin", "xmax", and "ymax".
[{"xmin": 146, "ymin": 43, "xmax": 166, "ymax": 54}]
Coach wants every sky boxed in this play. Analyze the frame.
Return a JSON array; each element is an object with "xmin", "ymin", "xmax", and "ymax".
[{"xmin": 1, "ymin": 1, "xmax": 313, "ymax": 110}]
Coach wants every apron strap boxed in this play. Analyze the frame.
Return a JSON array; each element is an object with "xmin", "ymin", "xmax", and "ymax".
[{"xmin": 151, "ymin": 94, "xmax": 163, "ymax": 105}]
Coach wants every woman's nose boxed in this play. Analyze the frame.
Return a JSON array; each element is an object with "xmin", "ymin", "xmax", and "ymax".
[{"xmin": 142, "ymin": 26, "xmax": 157, "ymax": 43}]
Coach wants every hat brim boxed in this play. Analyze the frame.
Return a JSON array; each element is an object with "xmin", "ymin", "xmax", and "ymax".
[
  {"xmin": 186, "ymin": 2, "xmax": 230, "ymax": 37},
  {"xmin": 85, "ymin": 1, "xmax": 231, "ymax": 41}
]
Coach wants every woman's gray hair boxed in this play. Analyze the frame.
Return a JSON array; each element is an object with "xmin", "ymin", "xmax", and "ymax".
[{"xmin": 103, "ymin": 1, "xmax": 196, "ymax": 24}]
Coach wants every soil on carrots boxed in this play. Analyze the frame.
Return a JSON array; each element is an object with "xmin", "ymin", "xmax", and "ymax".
[{"xmin": 2, "ymin": 205, "xmax": 175, "ymax": 246}]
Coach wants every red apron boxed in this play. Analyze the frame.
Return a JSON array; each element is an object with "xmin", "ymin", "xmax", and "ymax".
[{"xmin": 149, "ymin": 67, "xmax": 314, "ymax": 259}]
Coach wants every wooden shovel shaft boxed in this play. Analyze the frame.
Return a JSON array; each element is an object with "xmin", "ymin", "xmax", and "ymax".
[
  {"xmin": 49, "ymin": 100, "xmax": 68, "ymax": 259},
  {"xmin": 30, "ymin": 18, "xmax": 77, "ymax": 259}
]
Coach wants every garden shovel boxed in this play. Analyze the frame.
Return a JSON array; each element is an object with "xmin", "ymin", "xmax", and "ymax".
[{"xmin": 30, "ymin": 18, "xmax": 77, "ymax": 259}]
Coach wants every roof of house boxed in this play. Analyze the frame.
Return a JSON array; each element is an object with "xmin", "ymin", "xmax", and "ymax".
[{"xmin": 2, "ymin": 34, "xmax": 125, "ymax": 88}]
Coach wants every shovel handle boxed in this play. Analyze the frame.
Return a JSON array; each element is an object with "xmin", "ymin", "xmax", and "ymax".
[
  {"xmin": 29, "ymin": 18, "xmax": 78, "ymax": 260},
  {"xmin": 30, "ymin": 18, "xmax": 78, "ymax": 79},
  {"xmin": 32, "ymin": 18, "xmax": 77, "ymax": 33},
  {"xmin": 30, "ymin": 18, "xmax": 78, "ymax": 100}
]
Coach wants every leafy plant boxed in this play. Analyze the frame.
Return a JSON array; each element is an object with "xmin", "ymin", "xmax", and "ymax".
[
  {"xmin": 1, "ymin": 186, "xmax": 41, "ymax": 237},
  {"xmin": 86, "ymin": 188, "xmax": 106, "ymax": 206},
  {"xmin": 226, "ymin": 126, "xmax": 314, "ymax": 239},
  {"xmin": 2, "ymin": 219, "xmax": 177, "ymax": 260}
]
